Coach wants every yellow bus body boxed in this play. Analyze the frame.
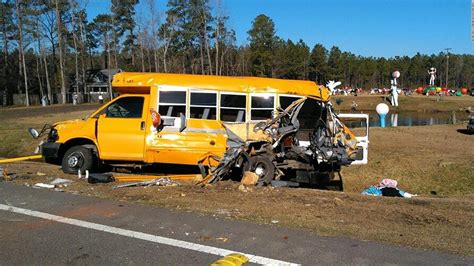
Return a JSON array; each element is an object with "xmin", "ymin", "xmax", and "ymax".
[{"xmin": 45, "ymin": 72, "xmax": 331, "ymax": 169}]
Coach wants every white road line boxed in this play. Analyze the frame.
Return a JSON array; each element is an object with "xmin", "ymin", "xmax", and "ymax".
[{"xmin": 0, "ymin": 203, "xmax": 298, "ymax": 265}]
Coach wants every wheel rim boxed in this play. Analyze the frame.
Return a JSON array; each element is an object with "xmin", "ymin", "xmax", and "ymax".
[
  {"xmin": 67, "ymin": 152, "xmax": 84, "ymax": 169},
  {"xmin": 254, "ymin": 163, "xmax": 267, "ymax": 177}
]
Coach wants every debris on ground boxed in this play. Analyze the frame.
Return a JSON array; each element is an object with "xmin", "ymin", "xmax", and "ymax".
[
  {"xmin": 0, "ymin": 167, "xmax": 8, "ymax": 181},
  {"xmin": 36, "ymin": 172, "xmax": 46, "ymax": 176},
  {"xmin": 50, "ymin": 178, "xmax": 73, "ymax": 186},
  {"xmin": 77, "ymin": 170, "xmax": 89, "ymax": 179},
  {"xmin": 114, "ymin": 174, "xmax": 202, "ymax": 182},
  {"xmin": 113, "ymin": 177, "xmax": 180, "ymax": 189},
  {"xmin": 362, "ymin": 178, "xmax": 417, "ymax": 198},
  {"xmin": 33, "ymin": 183, "xmax": 55, "ymax": 189},
  {"xmin": 88, "ymin": 173, "xmax": 114, "ymax": 184},
  {"xmin": 270, "ymin": 180, "xmax": 299, "ymax": 188},
  {"xmin": 197, "ymin": 97, "xmax": 360, "ymax": 190},
  {"xmin": 237, "ymin": 184, "xmax": 253, "ymax": 193},
  {"xmin": 240, "ymin": 171, "xmax": 258, "ymax": 186}
]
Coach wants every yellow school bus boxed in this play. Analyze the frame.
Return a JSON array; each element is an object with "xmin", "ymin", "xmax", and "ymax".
[{"xmin": 35, "ymin": 72, "xmax": 368, "ymax": 187}]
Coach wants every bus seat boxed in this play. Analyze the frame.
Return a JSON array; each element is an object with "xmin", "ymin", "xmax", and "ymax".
[
  {"xmin": 166, "ymin": 106, "xmax": 173, "ymax": 117},
  {"xmin": 236, "ymin": 110, "xmax": 244, "ymax": 122},
  {"xmin": 202, "ymin": 108, "xmax": 210, "ymax": 119}
]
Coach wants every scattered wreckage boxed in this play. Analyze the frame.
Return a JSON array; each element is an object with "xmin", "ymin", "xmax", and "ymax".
[
  {"xmin": 198, "ymin": 97, "xmax": 364, "ymax": 189},
  {"xmin": 26, "ymin": 73, "xmax": 369, "ymax": 190}
]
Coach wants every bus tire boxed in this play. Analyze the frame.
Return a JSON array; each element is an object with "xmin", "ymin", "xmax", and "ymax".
[
  {"xmin": 61, "ymin": 146, "xmax": 95, "ymax": 174},
  {"xmin": 249, "ymin": 155, "xmax": 275, "ymax": 185}
]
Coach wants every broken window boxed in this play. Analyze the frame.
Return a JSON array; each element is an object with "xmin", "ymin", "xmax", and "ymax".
[
  {"xmin": 105, "ymin": 97, "xmax": 144, "ymax": 118},
  {"xmin": 190, "ymin": 91, "xmax": 217, "ymax": 119},
  {"xmin": 251, "ymin": 94, "xmax": 275, "ymax": 120},
  {"xmin": 220, "ymin": 93, "xmax": 246, "ymax": 122},
  {"xmin": 279, "ymin": 95, "xmax": 303, "ymax": 109},
  {"xmin": 159, "ymin": 90, "xmax": 186, "ymax": 118}
]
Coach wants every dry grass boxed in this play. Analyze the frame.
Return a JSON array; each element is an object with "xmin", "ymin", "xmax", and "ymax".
[
  {"xmin": 332, "ymin": 95, "xmax": 474, "ymax": 112},
  {"xmin": 342, "ymin": 125, "xmax": 474, "ymax": 197}
]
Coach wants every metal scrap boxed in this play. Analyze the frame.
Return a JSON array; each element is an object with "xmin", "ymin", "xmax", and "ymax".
[
  {"xmin": 197, "ymin": 97, "xmax": 359, "ymax": 188},
  {"xmin": 113, "ymin": 177, "xmax": 180, "ymax": 189}
]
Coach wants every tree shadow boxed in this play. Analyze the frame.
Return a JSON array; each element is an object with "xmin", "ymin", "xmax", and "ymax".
[{"xmin": 457, "ymin": 129, "xmax": 473, "ymax": 135}]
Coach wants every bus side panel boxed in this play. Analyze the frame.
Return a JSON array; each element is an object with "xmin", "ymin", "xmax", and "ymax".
[{"xmin": 146, "ymin": 119, "xmax": 227, "ymax": 166}]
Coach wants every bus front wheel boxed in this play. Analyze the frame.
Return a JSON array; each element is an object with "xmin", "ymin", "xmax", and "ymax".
[{"xmin": 61, "ymin": 146, "xmax": 95, "ymax": 174}]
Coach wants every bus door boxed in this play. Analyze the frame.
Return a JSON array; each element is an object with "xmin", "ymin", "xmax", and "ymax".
[{"xmin": 97, "ymin": 95, "xmax": 148, "ymax": 161}]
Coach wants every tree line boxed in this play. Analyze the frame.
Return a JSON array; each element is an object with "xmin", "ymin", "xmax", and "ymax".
[{"xmin": 1, "ymin": 0, "xmax": 473, "ymax": 106}]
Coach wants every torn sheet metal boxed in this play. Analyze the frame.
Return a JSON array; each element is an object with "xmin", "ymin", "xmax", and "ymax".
[{"xmin": 198, "ymin": 96, "xmax": 362, "ymax": 188}]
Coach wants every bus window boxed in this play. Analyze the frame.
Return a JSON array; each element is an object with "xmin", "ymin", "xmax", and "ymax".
[
  {"xmin": 159, "ymin": 90, "xmax": 186, "ymax": 117},
  {"xmin": 190, "ymin": 91, "xmax": 217, "ymax": 120},
  {"xmin": 104, "ymin": 97, "xmax": 144, "ymax": 118},
  {"xmin": 279, "ymin": 95, "xmax": 303, "ymax": 109},
  {"xmin": 251, "ymin": 94, "xmax": 274, "ymax": 120},
  {"xmin": 220, "ymin": 93, "xmax": 246, "ymax": 122}
]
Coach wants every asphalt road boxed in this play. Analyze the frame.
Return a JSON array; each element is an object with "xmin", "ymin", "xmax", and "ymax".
[{"xmin": 0, "ymin": 182, "xmax": 472, "ymax": 265}]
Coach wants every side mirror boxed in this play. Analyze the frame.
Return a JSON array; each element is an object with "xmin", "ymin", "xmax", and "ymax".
[
  {"xmin": 179, "ymin": 113, "xmax": 187, "ymax": 132},
  {"xmin": 28, "ymin": 128, "xmax": 39, "ymax": 139}
]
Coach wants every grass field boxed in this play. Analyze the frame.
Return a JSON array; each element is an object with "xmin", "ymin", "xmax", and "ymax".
[{"xmin": 332, "ymin": 94, "xmax": 474, "ymax": 112}]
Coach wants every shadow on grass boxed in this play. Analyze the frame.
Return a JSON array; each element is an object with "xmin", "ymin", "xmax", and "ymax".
[{"xmin": 456, "ymin": 129, "xmax": 473, "ymax": 135}]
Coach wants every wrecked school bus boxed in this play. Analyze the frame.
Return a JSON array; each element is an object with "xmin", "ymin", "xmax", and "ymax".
[{"xmin": 32, "ymin": 73, "xmax": 369, "ymax": 187}]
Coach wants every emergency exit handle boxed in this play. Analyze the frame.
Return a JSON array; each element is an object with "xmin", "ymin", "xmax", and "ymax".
[{"xmin": 140, "ymin": 121, "xmax": 145, "ymax": 130}]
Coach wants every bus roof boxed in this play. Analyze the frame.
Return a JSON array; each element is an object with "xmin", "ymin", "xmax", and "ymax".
[{"xmin": 112, "ymin": 72, "xmax": 330, "ymax": 101}]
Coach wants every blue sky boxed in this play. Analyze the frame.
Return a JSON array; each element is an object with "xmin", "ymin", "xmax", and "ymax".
[{"xmin": 86, "ymin": 0, "xmax": 473, "ymax": 57}]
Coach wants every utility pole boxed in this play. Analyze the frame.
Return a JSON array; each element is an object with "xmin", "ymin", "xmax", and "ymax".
[{"xmin": 444, "ymin": 48, "xmax": 451, "ymax": 88}]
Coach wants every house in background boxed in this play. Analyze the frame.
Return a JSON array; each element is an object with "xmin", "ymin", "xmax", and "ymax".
[{"xmin": 70, "ymin": 68, "xmax": 122, "ymax": 103}]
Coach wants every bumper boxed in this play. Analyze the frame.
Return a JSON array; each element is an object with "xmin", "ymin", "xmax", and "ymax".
[{"xmin": 41, "ymin": 142, "xmax": 62, "ymax": 159}]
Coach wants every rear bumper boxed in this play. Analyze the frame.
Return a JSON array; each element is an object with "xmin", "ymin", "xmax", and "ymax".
[{"xmin": 41, "ymin": 142, "xmax": 62, "ymax": 159}]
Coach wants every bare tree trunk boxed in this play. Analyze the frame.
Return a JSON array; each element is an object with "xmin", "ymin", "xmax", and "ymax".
[
  {"xmin": 55, "ymin": 0, "xmax": 67, "ymax": 104},
  {"xmin": 199, "ymin": 40, "xmax": 205, "ymax": 74},
  {"xmin": 73, "ymin": 34, "xmax": 80, "ymax": 96},
  {"xmin": 42, "ymin": 48, "xmax": 52, "ymax": 103},
  {"xmin": 106, "ymin": 35, "xmax": 113, "ymax": 100},
  {"xmin": 139, "ymin": 36, "xmax": 145, "ymax": 72},
  {"xmin": 1, "ymin": 2, "xmax": 9, "ymax": 95},
  {"xmin": 35, "ymin": 32, "xmax": 44, "ymax": 98},
  {"xmin": 15, "ymin": 0, "xmax": 29, "ymax": 106},
  {"xmin": 77, "ymin": 8, "xmax": 88, "ymax": 100},
  {"xmin": 146, "ymin": 47, "xmax": 151, "ymax": 72},
  {"xmin": 163, "ymin": 44, "xmax": 169, "ymax": 73},
  {"xmin": 153, "ymin": 49, "xmax": 158, "ymax": 72},
  {"xmin": 111, "ymin": 15, "xmax": 118, "ymax": 69},
  {"xmin": 36, "ymin": 53, "xmax": 44, "ymax": 98}
]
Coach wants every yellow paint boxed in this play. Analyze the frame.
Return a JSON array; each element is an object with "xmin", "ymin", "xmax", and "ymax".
[
  {"xmin": 211, "ymin": 253, "xmax": 249, "ymax": 266},
  {"xmin": 48, "ymin": 72, "xmax": 332, "ymax": 166},
  {"xmin": 0, "ymin": 155, "xmax": 42, "ymax": 163},
  {"xmin": 112, "ymin": 72, "xmax": 330, "ymax": 101}
]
